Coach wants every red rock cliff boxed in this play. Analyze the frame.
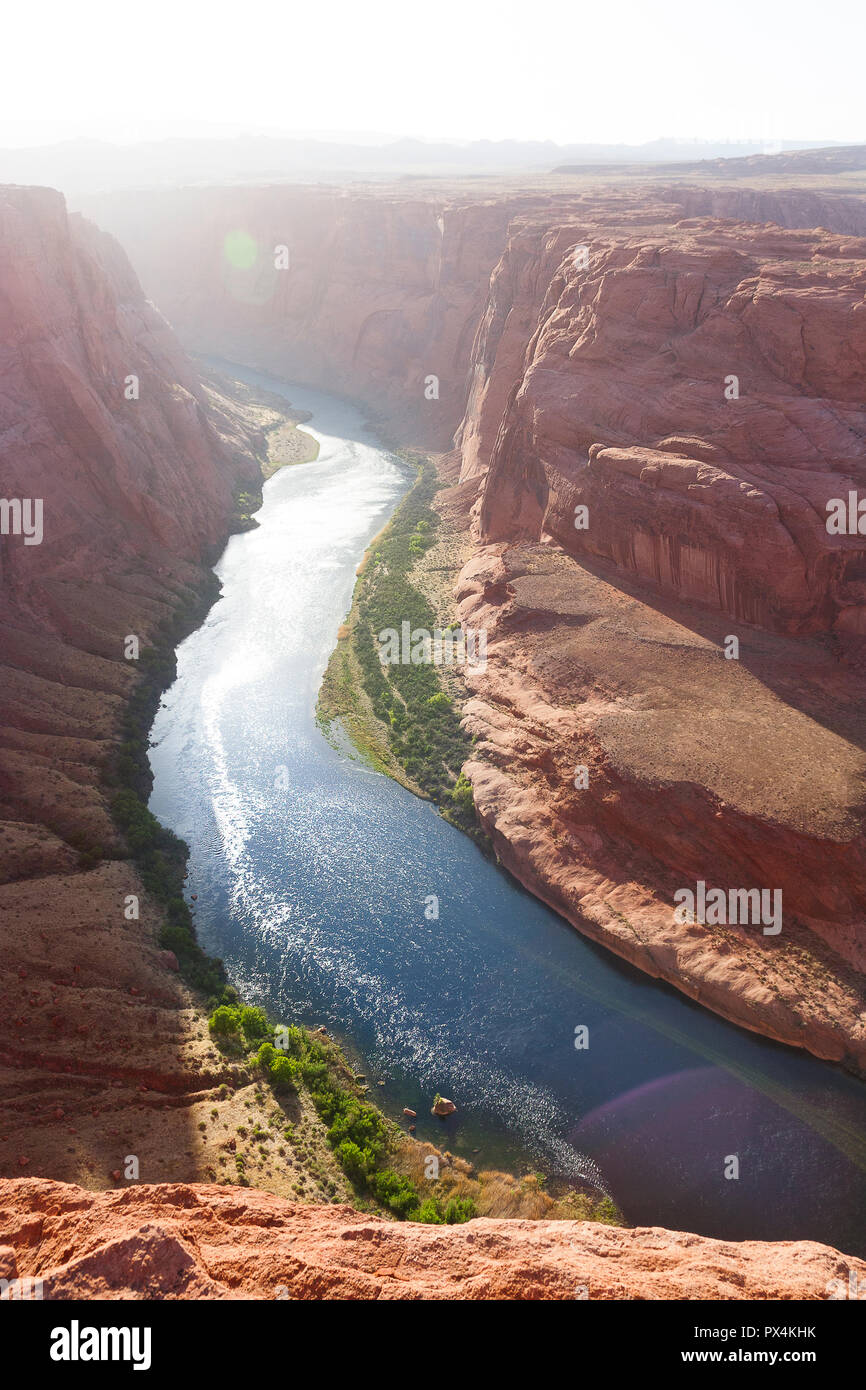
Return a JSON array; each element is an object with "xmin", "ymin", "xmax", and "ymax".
[
  {"xmin": 0, "ymin": 186, "xmax": 266, "ymax": 1191},
  {"xmin": 80, "ymin": 185, "xmax": 524, "ymax": 448},
  {"xmin": 454, "ymin": 206, "xmax": 866, "ymax": 1069},
  {"xmin": 474, "ymin": 216, "xmax": 866, "ymax": 635},
  {"xmin": 1, "ymin": 186, "xmax": 255, "ymax": 614}
]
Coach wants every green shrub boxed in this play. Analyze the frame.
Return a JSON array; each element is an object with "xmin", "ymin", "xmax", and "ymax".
[
  {"xmin": 327, "ymin": 1102, "xmax": 388, "ymax": 1165},
  {"xmin": 301, "ymin": 1060, "xmax": 331, "ymax": 1092},
  {"xmin": 444, "ymin": 1197, "xmax": 476, "ymax": 1224},
  {"xmin": 210, "ymin": 1005, "xmax": 242, "ymax": 1036},
  {"xmin": 412, "ymin": 1198, "xmax": 444, "ymax": 1224},
  {"xmin": 275, "ymin": 1024, "xmax": 306, "ymax": 1058},
  {"xmin": 451, "ymin": 772, "xmax": 475, "ymax": 814},
  {"xmin": 159, "ymin": 923, "xmax": 194, "ymax": 955},
  {"xmin": 336, "ymin": 1140, "xmax": 373, "ymax": 1184},
  {"xmin": 369, "ymin": 1169, "xmax": 421, "ymax": 1219},
  {"xmin": 240, "ymin": 1005, "xmax": 269, "ymax": 1039},
  {"xmin": 594, "ymin": 1196, "xmax": 621, "ymax": 1226},
  {"xmin": 269, "ymin": 1055, "xmax": 300, "ymax": 1093}
]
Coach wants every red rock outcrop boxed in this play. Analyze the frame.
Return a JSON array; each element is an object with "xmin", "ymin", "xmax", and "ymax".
[
  {"xmin": 0, "ymin": 185, "xmax": 261, "ymax": 877},
  {"xmin": 2, "ymin": 1177, "xmax": 862, "ymax": 1300},
  {"xmin": 0, "ymin": 186, "xmax": 257, "ymax": 612},
  {"xmin": 656, "ymin": 183, "xmax": 866, "ymax": 238},
  {"xmin": 455, "ymin": 540, "xmax": 866, "ymax": 1068},
  {"xmin": 453, "ymin": 212, "xmax": 866, "ymax": 1077}
]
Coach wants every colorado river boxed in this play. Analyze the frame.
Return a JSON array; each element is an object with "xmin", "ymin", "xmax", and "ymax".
[{"xmin": 149, "ymin": 367, "xmax": 866, "ymax": 1256}]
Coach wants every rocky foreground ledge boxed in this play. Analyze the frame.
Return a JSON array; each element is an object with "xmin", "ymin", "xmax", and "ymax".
[{"xmin": 1, "ymin": 1179, "xmax": 862, "ymax": 1300}]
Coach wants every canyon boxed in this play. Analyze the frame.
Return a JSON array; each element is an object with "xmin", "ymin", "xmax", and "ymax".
[
  {"xmin": 1, "ymin": 152, "xmax": 865, "ymax": 1297},
  {"xmin": 84, "ymin": 162, "xmax": 866, "ymax": 1071}
]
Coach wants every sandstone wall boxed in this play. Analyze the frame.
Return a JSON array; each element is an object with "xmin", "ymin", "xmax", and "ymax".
[
  {"xmin": 0, "ymin": 186, "xmax": 266, "ymax": 1189},
  {"xmin": 80, "ymin": 185, "xmax": 523, "ymax": 448},
  {"xmin": 473, "ymin": 218, "xmax": 866, "ymax": 636}
]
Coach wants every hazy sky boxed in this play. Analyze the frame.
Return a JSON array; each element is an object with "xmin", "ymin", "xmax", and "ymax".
[{"xmin": 3, "ymin": 0, "xmax": 862, "ymax": 148}]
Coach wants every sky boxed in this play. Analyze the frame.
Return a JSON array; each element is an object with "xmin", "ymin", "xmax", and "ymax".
[{"xmin": 1, "ymin": 0, "xmax": 862, "ymax": 149}]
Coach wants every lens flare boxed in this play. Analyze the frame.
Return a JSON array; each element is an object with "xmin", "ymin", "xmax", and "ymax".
[{"xmin": 223, "ymin": 229, "xmax": 259, "ymax": 271}]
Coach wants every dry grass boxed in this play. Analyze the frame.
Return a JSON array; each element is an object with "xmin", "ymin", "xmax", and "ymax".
[{"xmin": 393, "ymin": 1138, "xmax": 621, "ymax": 1223}]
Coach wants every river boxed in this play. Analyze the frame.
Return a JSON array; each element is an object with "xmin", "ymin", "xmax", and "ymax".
[{"xmin": 148, "ymin": 366, "xmax": 866, "ymax": 1255}]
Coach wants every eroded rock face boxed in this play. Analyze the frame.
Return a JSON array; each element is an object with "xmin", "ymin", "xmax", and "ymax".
[
  {"xmin": 0, "ymin": 186, "xmax": 266, "ymax": 1186},
  {"xmin": 83, "ymin": 178, "xmax": 866, "ymax": 467},
  {"xmin": 655, "ymin": 183, "xmax": 866, "ymax": 238},
  {"xmin": 2, "ymin": 1177, "xmax": 862, "ymax": 1300},
  {"xmin": 0, "ymin": 187, "xmax": 258, "ymax": 604},
  {"xmin": 474, "ymin": 219, "xmax": 866, "ymax": 636},
  {"xmin": 450, "ymin": 214, "xmax": 866, "ymax": 1071},
  {"xmin": 79, "ymin": 185, "xmax": 522, "ymax": 450},
  {"xmin": 0, "ymin": 185, "xmax": 260, "ymax": 865}
]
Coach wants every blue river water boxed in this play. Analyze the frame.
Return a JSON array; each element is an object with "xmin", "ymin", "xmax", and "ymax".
[{"xmin": 149, "ymin": 367, "xmax": 866, "ymax": 1256}]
